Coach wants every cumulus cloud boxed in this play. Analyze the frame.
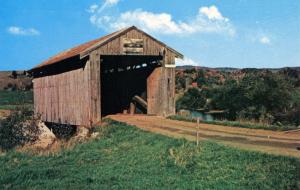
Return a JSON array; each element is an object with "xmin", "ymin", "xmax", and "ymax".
[
  {"xmin": 88, "ymin": 5, "xmax": 235, "ymax": 36},
  {"xmin": 260, "ymin": 36, "xmax": 271, "ymax": 44},
  {"xmin": 176, "ymin": 57, "xmax": 200, "ymax": 66},
  {"xmin": 7, "ymin": 26, "xmax": 40, "ymax": 36},
  {"xmin": 199, "ymin": 5, "xmax": 228, "ymax": 21}
]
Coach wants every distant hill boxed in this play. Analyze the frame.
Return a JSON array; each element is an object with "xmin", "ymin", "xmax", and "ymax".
[
  {"xmin": 176, "ymin": 65, "xmax": 300, "ymax": 73},
  {"xmin": 0, "ymin": 71, "xmax": 32, "ymax": 91},
  {"xmin": 213, "ymin": 67, "xmax": 240, "ymax": 72},
  {"xmin": 175, "ymin": 65, "xmax": 300, "ymax": 92},
  {"xmin": 176, "ymin": 65, "xmax": 202, "ymax": 70}
]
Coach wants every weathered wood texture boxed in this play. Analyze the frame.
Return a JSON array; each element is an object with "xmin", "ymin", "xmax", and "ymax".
[
  {"xmin": 89, "ymin": 52, "xmax": 101, "ymax": 125},
  {"xmin": 33, "ymin": 52, "xmax": 102, "ymax": 127},
  {"xmin": 33, "ymin": 61, "xmax": 91, "ymax": 126},
  {"xmin": 96, "ymin": 28, "xmax": 176, "ymax": 63},
  {"xmin": 122, "ymin": 38, "xmax": 144, "ymax": 54},
  {"xmin": 97, "ymin": 27, "xmax": 177, "ymax": 116},
  {"xmin": 33, "ymin": 27, "xmax": 179, "ymax": 126},
  {"xmin": 147, "ymin": 67, "xmax": 176, "ymax": 116}
]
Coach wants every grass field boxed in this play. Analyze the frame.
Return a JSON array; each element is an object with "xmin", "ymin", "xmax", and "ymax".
[
  {"xmin": 0, "ymin": 119, "xmax": 299, "ymax": 189},
  {"xmin": 0, "ymin": 90, "xmax": 33, "ymax": 106},
  {"xmin": 0, "ymin": 90, "xmax": 33, "ymax": 110},
  {"xmin": 168, "ymin": 115, "xmax": 298, "ymax": 131}
]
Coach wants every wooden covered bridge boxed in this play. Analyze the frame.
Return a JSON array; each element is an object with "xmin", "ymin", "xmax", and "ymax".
[{"xmin": 30, "ymin": 26, "xmax": 183, "ymax": 127}]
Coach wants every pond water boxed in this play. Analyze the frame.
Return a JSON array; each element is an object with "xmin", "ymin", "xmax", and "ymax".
[{"xmin": 190, "ymin": 111, "xmax": 214, "ymax": 121}]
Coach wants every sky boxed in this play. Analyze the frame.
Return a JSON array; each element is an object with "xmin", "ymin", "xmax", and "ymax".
[{"xmin": 0, "ymin": 0, "xmax": 299, "ymax": 70}]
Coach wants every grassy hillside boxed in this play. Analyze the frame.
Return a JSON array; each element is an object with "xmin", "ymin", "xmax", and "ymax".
[{"xmin": 1, "ymin": 120, "xmax": 299, "ymax": 189}]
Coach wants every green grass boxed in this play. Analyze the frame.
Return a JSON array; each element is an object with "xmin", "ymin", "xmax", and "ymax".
[
  {"xmin": 0, "ymin": 119, "xmax": 299, "ymax": 189},
  {"xmin": 168, "ymin": 115, "xmax": 298, "ymax": 131},
  {"xmin": 0, "ymin": 90, "xmax": 33, "ymax": 110},
  {"xmin": 0, "ymin": 90, "xmax": 33, "ymax": 105},
  {"xmin": 0, "ymin": 104, "xmax": 33, "ymax": 110}
]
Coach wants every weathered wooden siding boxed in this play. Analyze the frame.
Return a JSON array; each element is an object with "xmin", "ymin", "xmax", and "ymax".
[
  {"xmin": 147, "ymin": 66, "xmax": 176, "ymax": 116},
  {"xmin": 97, "ymin": 27, "xmax": 177, "ymax": 116},
  {"xmin": 89, "ymin": 52, "xmax": 101, "ymax": 125},
  {"xmin": 33, "ymin": 27, "xmax": 179, "ymax": 126},
  {"xmin": 33, "ymin": 60, "xmax": 93, "ymax": 126},
  {"xmin": 96, "ymin": 28, "xmax": 175, "ymax": 61}
]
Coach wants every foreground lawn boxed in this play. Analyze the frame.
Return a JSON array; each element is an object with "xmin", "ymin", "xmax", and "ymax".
[{"xmin": 0, "ymin": 120, "xmax": 299, "ymax": 189}]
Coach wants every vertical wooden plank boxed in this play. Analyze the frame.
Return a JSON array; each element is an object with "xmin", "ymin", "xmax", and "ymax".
[{"xmin": 89, "ymin": 51, "xmax": 101, "ymax": 126}]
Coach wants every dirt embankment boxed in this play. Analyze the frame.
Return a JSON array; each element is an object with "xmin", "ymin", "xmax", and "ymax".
[
  {"xmin": 0, "ymin": 110, "xmax": 11, "ymax": 120},
  {"xmin": 108, "ymin": 114, "xmax": 300, "ymax": 158}
]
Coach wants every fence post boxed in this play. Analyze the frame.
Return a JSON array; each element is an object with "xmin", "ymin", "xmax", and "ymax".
[{"xmin": 196, "ymin": 117, "xmax": 200, "ymax": 146}]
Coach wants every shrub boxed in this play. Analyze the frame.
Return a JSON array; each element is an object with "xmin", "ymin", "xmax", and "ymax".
[
  {"xmin": 0, "ymin": 106, "xmax": 40, "ymax": 150},
  {"xmin": 11, "ymin": 71, "xmax": 18, "ymax": 79}
]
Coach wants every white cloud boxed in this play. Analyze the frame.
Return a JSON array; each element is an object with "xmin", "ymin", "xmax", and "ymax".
[
  {"xmin": 87, "ymin": 0, "xmax": 119, "ymax": 14},
  {"xmin": 260, "ymin": 36, "xmax": 271, "ymax": 44},
  {"xmin": 7, "ymin": 26, "xmax": 40, "ymax": 36},
  {"xmin": 109, "ymin": 10, "xmax": 183, "ymax": 34},
  {"xmin": 106, "ymin": 0, "xmax": 119, "ymax": 6},
  {"xmin": 88, "ymin": 5, "xmax": 235, "ymax": 36},
  {"xmin": 87, "ymin": 4, "xmax": 98, "ymax": 13},
  {"xmin": 176, "ymin": 57, "xmax": 200, "ymax": 66},
  {"xmin": 98, "ymin": 0, "xmax": 120, "ymax": 12},
  {"xmin": 199, "ymin": 5, "xmax": 228, "ymax": 21},
  {"xmin": 248, "ymin": 33, "xmax": 272, "ymax": 45}
]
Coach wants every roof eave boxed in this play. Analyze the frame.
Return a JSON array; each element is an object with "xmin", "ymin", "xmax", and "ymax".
[
  {"xmin": 79, "ymin": 26, "xmax": 134, "ymax": 59},
  {"xmin": 80, "ymin": 25, "xmax": 184, "ymax": 59}
]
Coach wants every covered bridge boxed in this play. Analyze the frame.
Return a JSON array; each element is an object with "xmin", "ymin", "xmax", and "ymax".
[{"xmin": 30, "ymin": 26, "xmax": 183, "ymax": 127}]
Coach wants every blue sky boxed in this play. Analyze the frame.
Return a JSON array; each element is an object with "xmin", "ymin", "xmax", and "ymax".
[{"xmin": 0, "ymin": 0, "xmax": 299, "ymax": 70}]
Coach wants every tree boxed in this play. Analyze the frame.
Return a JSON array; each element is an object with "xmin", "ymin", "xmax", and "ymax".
[
  {"xmin": 210, "ymin": 72, "xmax": 294, "ymax": 122},
  {"xmin": 196, "ymin": 70, "xmax": 207, "ymax": 86},
  {"xmin": 176, "ymin": 88, "xmax": 206, "ymax": 111},
  {"xmin": 11, "ymin": 71, "xmax": 17, "ymax": 79}
]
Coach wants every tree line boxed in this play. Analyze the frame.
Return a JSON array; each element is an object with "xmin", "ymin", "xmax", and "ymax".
[{"xmin": 176, "ymin": 68, "xmax": 300, "ymax": 126}]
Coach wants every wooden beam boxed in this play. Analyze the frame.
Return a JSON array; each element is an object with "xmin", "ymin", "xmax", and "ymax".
[{"xmin": 132, "ymin": 95, "xmax": 147, "ymax": 110}]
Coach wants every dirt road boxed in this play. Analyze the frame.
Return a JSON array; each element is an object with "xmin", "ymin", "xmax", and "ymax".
[{"xmin": 107, "ymin": 114, "xmax": 300, "ymax": 158}]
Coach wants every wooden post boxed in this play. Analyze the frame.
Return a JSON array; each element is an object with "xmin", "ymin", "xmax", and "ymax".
[
  {"xmin": 196, "ymin": 118, "xmax": 199, "ymax": 146},
  {"xmin": 129, "ymin": 102, "xmax": 136, "ymax": 114}
]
